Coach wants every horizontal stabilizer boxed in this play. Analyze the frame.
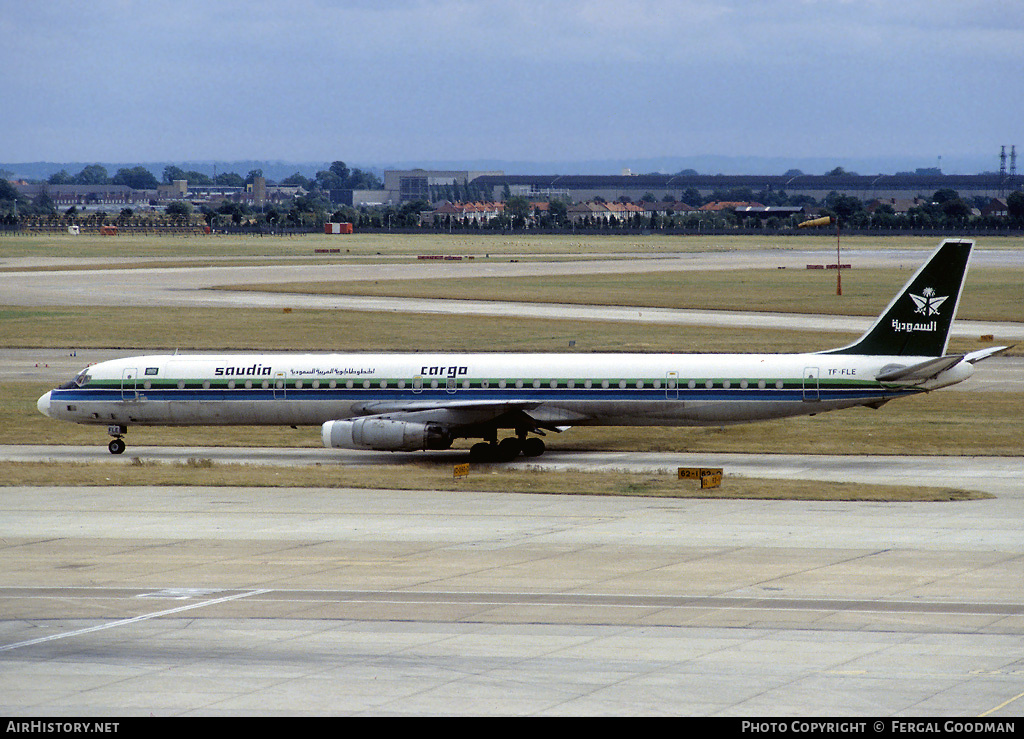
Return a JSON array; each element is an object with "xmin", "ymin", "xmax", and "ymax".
[
  {"xmin": 964, "ymin": 345, "xmax": 1013, "ymax": 364},
  {"xmin": 876, "ymin": 355, "xmax": 964, "ymax": 383}
]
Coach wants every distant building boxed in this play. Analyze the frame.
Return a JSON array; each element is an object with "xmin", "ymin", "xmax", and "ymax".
[
  {"xmin": 982, "ymin": 198, "xmax": 1008, "ymax": 217},
  {"xmin": 470, "ymin": 172, "xmax": 1020, "ymax": 205},
  {"xmin": 383, "ymin": 170, "xmax": 504, "ymax": 204},
  {"xmin": 13, "ymin": 183, "xmax": 149, "ymax": 209},
  {"xmin": 700, "ymin": 201, "xmax": 765, "ymax": 211},
  {"xmin": 420, "ymin": 201, "xmax": 505, "ymax": 226}
]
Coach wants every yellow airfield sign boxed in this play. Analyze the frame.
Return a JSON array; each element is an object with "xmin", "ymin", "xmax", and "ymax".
[{"xmin": 678, "ymin": 467, "xmax": 724, "ymax": 489}]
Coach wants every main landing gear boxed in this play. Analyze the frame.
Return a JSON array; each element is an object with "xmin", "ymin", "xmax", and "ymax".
[
  {"xmin": 107, "ymin": 424, "xmax": 127, "ymax": 454},
  {"xmin": 468, "ymin": 434, "xmax": 545, "ymax": 462}
]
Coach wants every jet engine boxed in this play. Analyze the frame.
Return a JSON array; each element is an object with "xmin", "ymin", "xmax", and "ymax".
[{"xmin": 322, "ymin": 418, "xmax": 453, "ymax": 452}]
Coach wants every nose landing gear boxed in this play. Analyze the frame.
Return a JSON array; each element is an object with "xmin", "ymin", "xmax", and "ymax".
[{"xmin": 107, "ymin": 425, "xmax": 127, "ymax": 455}]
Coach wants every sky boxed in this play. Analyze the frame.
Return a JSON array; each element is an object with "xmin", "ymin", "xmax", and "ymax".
[{"xmin": 2, "ymin": 0, "xmax": 1022, "ymax": 174}]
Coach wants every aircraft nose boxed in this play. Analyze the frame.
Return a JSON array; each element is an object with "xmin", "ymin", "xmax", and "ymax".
[{"xmin": 37, "ymin": 391, "xmax": 53, "ymax": 418}]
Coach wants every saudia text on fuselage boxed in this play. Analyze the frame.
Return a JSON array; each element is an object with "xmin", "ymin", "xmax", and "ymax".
[
  {"xmin": 214, "ymin": 364, "xmax": 274, "ymax": 377},
  {"xmin": 891, "ymin": 319, "xmax": 937, "ymax": 333}
]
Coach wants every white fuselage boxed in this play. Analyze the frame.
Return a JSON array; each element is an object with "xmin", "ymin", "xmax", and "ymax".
[{"xmin": 37, "ymin": 351, "xmax": 972, "ymax": 431}]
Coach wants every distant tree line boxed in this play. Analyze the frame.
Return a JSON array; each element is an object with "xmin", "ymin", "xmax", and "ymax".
[
  {"xmin": 3, "ymin": 161, "xmax": 1024, "ymax": 232},
  {"xmin": 35, "ymin": 161, "xmax": 383, "ymax": 193}
]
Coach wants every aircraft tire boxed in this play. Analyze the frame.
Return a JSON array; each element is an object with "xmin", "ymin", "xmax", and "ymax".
[
  {"xmin": 469, "ymin": 442, "xmax": 495, "ymax": 462},
  {"xmin": 521, "ymin": 437, "xmax": 545, "ymax": 457},
  {"xmin": 108, "ymin": 438, "xmax": 126, "ymax": 455},
  {"xmin": 496, "ymin": 437, "xmax": 522, "ymax": 462}
]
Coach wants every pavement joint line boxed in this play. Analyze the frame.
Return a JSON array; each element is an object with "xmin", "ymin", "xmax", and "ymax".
[{"xmin": 0, "ymin": 588, "xmax": 270, "ymax": 653}]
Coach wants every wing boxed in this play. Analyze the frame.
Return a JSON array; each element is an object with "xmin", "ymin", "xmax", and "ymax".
[{"xmin": 350, "ymin": 399, "xmax": 589, "ymax": 432}]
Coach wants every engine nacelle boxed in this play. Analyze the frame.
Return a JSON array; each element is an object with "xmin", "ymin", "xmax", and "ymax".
[{"xmin": 321, "ymin": 418, "xmax": 453, "ymax": 452}]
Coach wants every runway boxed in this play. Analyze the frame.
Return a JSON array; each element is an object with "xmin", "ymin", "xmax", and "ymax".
[
  {"xmin": 1, "ymin": 445, "xmax": 1023, "ymax": 715},
  {"xmin": 2, "ymin": 243, "xmax": 1023, "ymax": 716}
]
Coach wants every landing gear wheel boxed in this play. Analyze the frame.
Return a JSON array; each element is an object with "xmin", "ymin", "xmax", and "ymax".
[
  {"xmin": 521, "ymin": 437, "xmax": 546, "ymax": 457},
  {"xmin": 108, "ymin": 438, "xmax": 126, "ymax": 455},
  {"xmin": 469, "ymin": 442, "xmax": 494, "ymax": 462},
  {"xmin": 496, "ymin": 437, "xmax": 522, "ymax": 462}
]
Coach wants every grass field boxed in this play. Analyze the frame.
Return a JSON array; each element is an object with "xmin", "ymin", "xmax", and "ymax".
[
  {"xmin": 0, "ymin": 305, "xmax": 866, "ymax": 353},
  {"xmin": 233, "ymin": 266, "xmax": 1024, "ymax": 323},
  {"xmin": 0, "ymin": 459, "xmax": 987, "ymax": 502}
]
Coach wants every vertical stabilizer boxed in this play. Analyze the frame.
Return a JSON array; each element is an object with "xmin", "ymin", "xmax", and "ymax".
[{"xmin": 824, "ymin": 239, "xmax": 973, "ymax": 357}]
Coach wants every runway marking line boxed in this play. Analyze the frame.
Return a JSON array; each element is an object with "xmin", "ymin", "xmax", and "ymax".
[
  {"xmin": 979, "ymin": 690, "xmax": 1024, "ymax": 717},
  {"xmin": 0, "ymin": 588, "xmax": 269, "ymax": 653}
]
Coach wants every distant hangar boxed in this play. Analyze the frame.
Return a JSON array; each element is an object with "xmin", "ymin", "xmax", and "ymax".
[{"xmin": 465, "ymin": 172, "xmax": 1017, "ymax": 205}]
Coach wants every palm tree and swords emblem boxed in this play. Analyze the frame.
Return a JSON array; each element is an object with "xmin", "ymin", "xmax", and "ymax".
[{"xmin": 909, "ymin": 287, "xmax": 948, "ymax": 316}]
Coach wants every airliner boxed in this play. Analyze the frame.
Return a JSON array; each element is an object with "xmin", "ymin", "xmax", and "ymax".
[{"xmin": 37, "ymin": 239, "xmax": 1008, "ymax": 461}]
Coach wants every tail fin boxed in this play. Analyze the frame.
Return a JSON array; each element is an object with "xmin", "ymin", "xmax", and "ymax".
[{"xmin": 824, "ymin": 239, "xmax": 973, "ymax": 357}]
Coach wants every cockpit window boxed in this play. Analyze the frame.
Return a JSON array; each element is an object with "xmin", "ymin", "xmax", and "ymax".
[{"xmin": 58, "ymin": 370, "xmax": 92, "ymax": 390}]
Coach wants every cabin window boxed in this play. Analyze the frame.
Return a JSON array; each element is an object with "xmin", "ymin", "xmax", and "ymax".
[
  {"xmin": 245, "ymin": 380, "xmax": 253, "ymax": 389},
  {"xmin": 776, "ymin": 380, "xmax": 784, "ymax": 389},
  {"xmin": 723, "ymin": 380, "xmax": 731, "ymax": 389}
]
